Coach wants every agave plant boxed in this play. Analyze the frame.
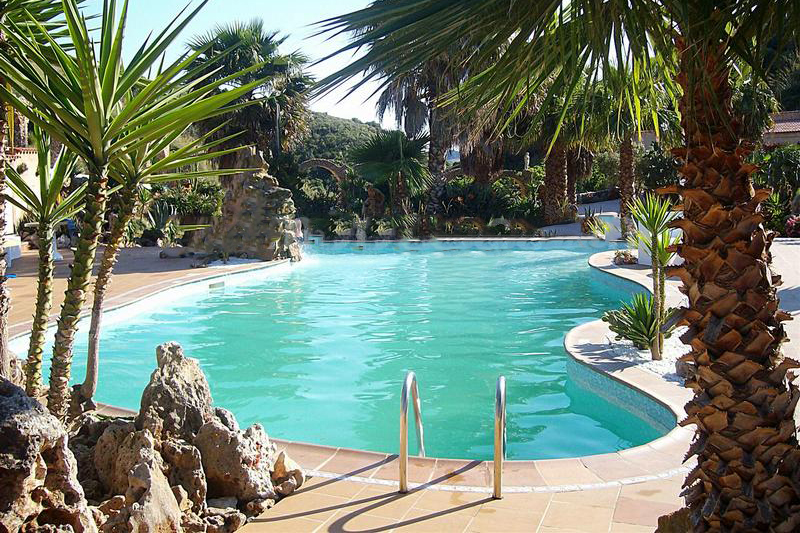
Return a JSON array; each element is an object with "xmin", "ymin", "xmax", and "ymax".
[
  {"xmin": 0, "ymin": 0, "xmax": 269, "ymax": 418},
  {"xmin": 3, "ymin": 127, "xmax": 85, "ymax": 396},
  {"xmin": 603, "ymin": 293, "xmax": 676, "ymax": 351},
  {"xmin": 77, "ymin": 124, "xmax": 246, "ymax": 408}
]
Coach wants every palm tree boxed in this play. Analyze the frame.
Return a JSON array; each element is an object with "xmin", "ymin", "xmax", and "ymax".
[
  {"xmin": 0, "ymin": 0, "xmax": 81, "ymax": 382},
  {"xmin": 351, "ymin": 130, "xmax": 431, "ymax": 237},
  {"xmin": 3, "ymin": 127, "xmax": 85, "ymax": 396},
  {"xmin": 187, "ymin": 19, "xmax": 312, "ymax": 171},
  {"xmin": 0, "ymin": 0, "xmax": 267, "ymax": 417},
  {"xmin": 318, "ymin": 2, "xmax": 800, "ymax": 528},
  {"xmin": 77, "ymin": 125, "xmax": 244, "ymax": 409}
]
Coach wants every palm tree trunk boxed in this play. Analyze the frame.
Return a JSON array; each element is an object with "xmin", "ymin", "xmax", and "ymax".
[
  {"xmin": 0, "ymin": 145, "xmax": 11, "ymax": 380},
  {"xmin": 618, "ymin": 134, "xmax": 635, "ymax": 236},
  {"xmin": 47, "ymin": 168, "xmax": 109, "ymax": 419},
  {"xmin": 79, "ymin": 187, "xmax": 136, "ymax": 405},
  {"xmin": 649, "ymin": 229, "xmax": 662, "ymax": 361},
  {"xmin": 428, "ymin": 105, "xmax": 449, "ymax": 177},
  {"xmin": 543, "ymin": 143, "xmax": 567, "ymax": 225},
  {"xmin": 665, "ymin": 39, "xmax": 800, "ymax": 530},
  {"xmin": 25, "ymin": 224, "xmax": 54, "ymax": 396}
]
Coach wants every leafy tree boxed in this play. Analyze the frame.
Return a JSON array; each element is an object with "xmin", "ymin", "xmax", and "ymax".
[
  {"xmin": 636, "ymin": 142, "xmax": 681, "ymax": 191},
  {"xmin": 318, "ymin": 1, "xmax": 800, "ymax": 528},
  {"xmin": 293, "ymin": 112, "xmax": 382, "ymax": 164}
]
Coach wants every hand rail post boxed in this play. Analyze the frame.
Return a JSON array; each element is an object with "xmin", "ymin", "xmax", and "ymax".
[
  {"xmin": 494, "ymin": 376, "xmax": 507, "ymax": 499},
  {"xmin": 400, "ymin": 371, "xmax": 425, "ymax": 493}
]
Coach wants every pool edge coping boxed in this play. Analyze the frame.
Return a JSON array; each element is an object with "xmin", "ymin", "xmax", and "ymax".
[{"xmin": 23, "ymin": 242, "xmax": 693, "ymax": 493}]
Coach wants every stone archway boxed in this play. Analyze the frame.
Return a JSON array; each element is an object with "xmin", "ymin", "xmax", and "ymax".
[{"xmin": 299, "ymin": 159, "xmax": 349, "ymax": 205}]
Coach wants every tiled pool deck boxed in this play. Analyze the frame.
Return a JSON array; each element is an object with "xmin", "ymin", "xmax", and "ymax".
[{"xmin": 10, "ymin": 240, "xmax": 800, "ymax": 531}]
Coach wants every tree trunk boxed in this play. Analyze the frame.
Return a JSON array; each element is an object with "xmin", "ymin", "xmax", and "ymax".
[
  {"xmin": 47, "ymin": 168, "xmax": 109, "ymax": 420},
  {"xmin": 25, "ymin": 224, "xmax": 54, "ymax": 396},
  {"xmin": 650, "ymin": 229, "xmax": 662, "ymax": 361},
  {"xmin": 0, "ymin": 141, "xmax": 10, "ymax": 380},
  {"xmin": 619, "ymin": 134, "xmax": 635, "ymax": 236},
  {"xmin": 665, "ymin": 38, "xmax": 800, "ymax": 531},
  {"xmin": 427, "ymin": 105, "xmax": 449, "ymax": 177},
  {"xmin": 79, "ymin": 187, "xmax": 137, "ymax": 405},
  {"xmin": 543, "ymin": 143, "xmax": 567, "ymax": 225}
]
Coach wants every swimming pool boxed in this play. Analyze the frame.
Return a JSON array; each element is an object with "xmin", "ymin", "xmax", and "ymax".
[{"xmin": 14, "ymin": 239, "xmax": 675, "ymax": 460}]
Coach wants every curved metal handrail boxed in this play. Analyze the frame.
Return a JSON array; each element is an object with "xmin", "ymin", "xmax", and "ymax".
[
  {"xmin": 494, "ymin": 376, "xmax": 507, "ymax": 499},
  {"xmin": 399, "ymin": 371, "xmax": 425, "ymax": 493}
]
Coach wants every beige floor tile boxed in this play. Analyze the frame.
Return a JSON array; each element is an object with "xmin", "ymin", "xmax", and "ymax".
[
  {"xmin": 278, "ymin": 442, "xmax": 339, "ymax": 471},
  {"xmin": 431, "ymin": 459, "xmax": 491, "ymax": 486},
  {"xmin": 372, "ymin": 455, "xmax": 436, "ymax": 484},
  {"xmin": 541, "ymin": 501, "xmax": 614, "ymax": 533},
  {"xmin": 299, "ymin": 477, "xmax": 370, "ymax": 499},
  {"xmin": 344, "ymin": 487, "xmax": 424, "ymax": 520},
  {"xmin": 536, "ymin": 459, "xmax": 604, "ymax": 485},
  {"xmin": 480, "ymin": 493, "xmax": 552, "ymax": 513},
  {"xmin": 323, "ymin": 448, "xmax": 392, "ymax": 478},
  {"xmin": 242, "ymin": 516, "xmax": 324, "ymax": 533},
  {"xmin": 552, "ymin": 486, "xmax": 620, "ymax": 508},
  {"xmin": 499, "ymin": 460, "xmax": 548, "ymax": 486},
  {"xmin": 610, "ymin": 522, "xmax": 656, "ymax": 532},
  {"xmin": 619, "ymin": 478, "xmax": 683, "ymax": 506},
  {"xmin": 467, "ymin": 504, "xmax": 545, "ymax": 532},
  {"xmin": 395, "ymin": 506, "xmax": 480, "ymax": 532},
  {"xmin": 264, "ymin": 492, "xmax": 350, "ymax": 523},
  {"xmin": 412, "ymin": 489, "xmax": 489, "ymax": 512},
  {"xmin": 612, "ymin": 497, "xmax": 681, "ymax": 527},
  {"xmin": 318, "ymin": 510, "xmax": 399, "ymax": 532},
  {"xmin": 580, "ymin": 454, "xmax": 650, "ymax": 482}
]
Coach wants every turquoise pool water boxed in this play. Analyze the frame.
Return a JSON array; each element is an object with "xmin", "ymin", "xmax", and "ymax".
[{"xmin": 17, "ymin": 240, "xmax": 675, "ymax": 460}]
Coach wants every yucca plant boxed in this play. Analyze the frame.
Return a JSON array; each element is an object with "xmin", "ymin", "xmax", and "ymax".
[
  {"xmin": 629, "ymin": 193, "xmax": 676, "ymax": 360},
  {"xmin": 0, "ymin": 0, "xmax": 86, "ymax": 384},
  {"xmin": 3, "ymin": 127, "xmax": 85, "ymax": 396},
  {"xmin": 603, "ymin": 293, "xmax": 676, "ymax": 351},
  {"xmin": 317, "ymin": 2, "xmax": 800, "ymax": 528},
  {"xmin": 77, "ymin": 124, "xmax": 246, "ymax": 408},
  {"xmin": 0, "ymin": 0, "xmax": 269, "ymax": 418}
]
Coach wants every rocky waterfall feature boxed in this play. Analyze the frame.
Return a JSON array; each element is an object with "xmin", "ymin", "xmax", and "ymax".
[{"xmin": 0, "ymin": 342, "xmax": 304, "ymax": 532}]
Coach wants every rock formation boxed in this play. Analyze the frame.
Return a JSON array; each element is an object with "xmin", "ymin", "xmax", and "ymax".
[
  {"xmin": 0, "ymin": 379, "xmax": 97, "ymax": 532},
  {"xmin": 193, "ymin": 148, "xmax": 302, "ymax": 263}
]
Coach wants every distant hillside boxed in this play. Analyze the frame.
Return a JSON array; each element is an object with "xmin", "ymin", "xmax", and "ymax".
[{"xmin": 293, "ymin": 112, "xmax": 383, "ymax": 164}]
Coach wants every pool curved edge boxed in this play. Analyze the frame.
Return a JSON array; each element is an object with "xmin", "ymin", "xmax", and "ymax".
[{"xmin": 76, "ymin": 246, "xmax": 694, "ymax": 494}]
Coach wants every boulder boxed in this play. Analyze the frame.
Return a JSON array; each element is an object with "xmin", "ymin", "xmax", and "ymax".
[
  {"xmin": 93, "ymin": 422, "xmax": 146, "ymax": 496},
  {"xmin": 136, "ymin": 342, "xmax": 214, "ymax": 442},
  {"xmin": 194, "ymin": 420, "xmax": 278, "ymax": 503},
  {"xmin": 161, "ymin": 439, "xmax": 207, "ymax": 513},
  {"xmin": 271, "ymin": 450, "xmax": 305, "ymax": 496},
  {"xmin": 0, "ymin": 379, "xmax": 97, "ymax": 532},
  {"xmin": 70, "ymin": 414, "xmax": 127, "ymax": 501},
  {"xmin": 656, "ymin": 508, "xmax": 691, "ymax": 532},
  {"xmin": 101, "ymin": 432, "xmax": 182, "ymax": 533},
  {"xmin": 213, "ymin": 407, "xmax": 239, "ymax": 433}
]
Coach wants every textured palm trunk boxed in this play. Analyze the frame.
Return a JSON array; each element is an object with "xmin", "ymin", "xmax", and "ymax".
[
  {"xmin": 618, "ymin": 134, "xmax": 635, "ymax": 236},
  {"xmin": 79, "ymin": 187, "xmax": 136, "ymax": 405},
  {"xmin": 0, "ymin": 145, "xmax": 10, "ymax": 380},
  {"xmin": 47, "ymin": 168, "xmax": 109, "ymax": 419},
  {"xmin": 650, "ymin": 229, "xmax": 662, "ymax": 361},
  {"xmin": 25, "ymin": 224, "xmax": 54, "ymax": 396},
  {"xmin": 428, "ymin": 105, "xmax": 449, "ymax": 177},
  {"xmin": 663, "ymin": 39, "xmax": 800, "ymax": 531},
  {"xmin": 543, "ymin": 143, "xmax": 567, "ymax": 225}
]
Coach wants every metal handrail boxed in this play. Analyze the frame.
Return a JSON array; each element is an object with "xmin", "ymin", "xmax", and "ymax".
[
  {"xmin": 399, "ymin": 371, "xmax": 425, "ymax": 493},
  {"xmin": 494, "ymin": 376, "xmax": 507, "ymax": 499}
]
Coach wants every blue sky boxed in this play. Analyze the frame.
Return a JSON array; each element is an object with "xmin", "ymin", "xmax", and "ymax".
[{"xmin": 83, "ymin": 0, "xmax": 389, "ymax": 125}]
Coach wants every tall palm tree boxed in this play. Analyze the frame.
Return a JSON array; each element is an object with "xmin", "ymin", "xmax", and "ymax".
[
  {"xmin": 77, "ymin": 125, "xmax": 244, "ymax": 409},
  {"xmin": 0, "ymin": 0, "xmax": 268, "ymax": 417},
  {"xmin": 4, "ymin": 127, "xmax": 85, "ymax": 396},
  {"xmin": 317, "ymin": 2, "xmax": 800, "ymax": 529},
  {"xmin": 0, "ymin": 0, "xmax": 81, "ymax": 381},
  {"xmin": 187, "ymin": 19, "xmax": 312, "ymax": 171},
  {"xmin": 351, "ymin": 130, "xmax": 431, "ymax": 237}
]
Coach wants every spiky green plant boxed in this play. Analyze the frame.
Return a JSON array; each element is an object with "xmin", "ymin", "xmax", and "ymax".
[
  {"xmin": 0, "ymin": 0, "xmax": 268, "ymax": 418},
  {"xmin": 603, "ymin": 292, "xmax": 676, "ymax": 351},
  {"xmin": 3, "ymin": 127, "xmax": 85, "ymax": 396}
]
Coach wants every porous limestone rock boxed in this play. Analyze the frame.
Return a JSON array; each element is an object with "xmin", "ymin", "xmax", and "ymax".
[
  {"xmin": 0, "ymin": 379, "xmax": 97, "ymax": 532},
  {"xmin": 136, "ymin": 342, "xmax": 214, "ymax": 442},
  {"xmin": 161, "ymin": 439, "xmax": 207, "ymax": 513},
  {"xmin": 192, "ymin": 147, "xmax": 302, "ymax": 263},
  {"xmin": 69, "ymin": 413, "xmax": 121, "ymax": 501},
  {"xmin": 271, "ymin": 450, "xmax": 305, "ymax": 496},
  {"xmin": 194, "ymin": 420, "xmax": 279, "ymax": 503},
  {"xmin": 213, "ymin": 407, "xmax": 239, "ymax": 433}
]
